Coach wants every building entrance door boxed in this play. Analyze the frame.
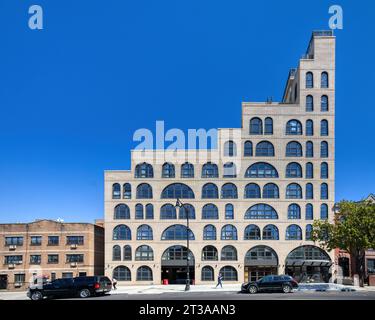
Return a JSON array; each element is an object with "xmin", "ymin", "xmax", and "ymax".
[
  {"xmin": 0, "ymin": 275, "xmax": 8, "ymax": 289},
  {"xmin": 161, "ymin": 266, "xmax": 195, "ymax": 284},
  {"xmin": 245, "ymin": 267, "xmax": 277, "ymax": 282}
]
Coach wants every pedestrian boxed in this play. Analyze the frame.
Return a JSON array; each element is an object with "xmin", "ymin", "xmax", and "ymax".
[
  {"xmin": 215, "ymin": 273, "xmax": 223, "ymax": 289},
  {"xmin": 112, "ymin": 278, "xmax": 117, "ymax": 290}
]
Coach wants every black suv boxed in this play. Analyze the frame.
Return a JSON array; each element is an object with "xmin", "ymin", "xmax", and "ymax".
[
  {"xmin": 27, "ymin": 276, "xmax": 112, "ymax": 300},
  {"xmin": 241, "ymin": 275, "xmax": 298, "ymax": 294}
]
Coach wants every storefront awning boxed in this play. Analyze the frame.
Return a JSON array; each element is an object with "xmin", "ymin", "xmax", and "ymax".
[{"xmin": 285, "ymin": 259, "xmax": 332, "ymax": 267}]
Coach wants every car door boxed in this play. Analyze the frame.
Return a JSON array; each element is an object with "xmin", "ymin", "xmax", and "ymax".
[
  {"xmin": 44, "ymin": 280, "xmax": 64, "ymax": 297},
  {"xmin": 259, "ymin": 275, "xmax": 274, "ymax": 292},
  {"xmin": 59, "ymin": 279, "xmax": 75, "ymax": 297}
]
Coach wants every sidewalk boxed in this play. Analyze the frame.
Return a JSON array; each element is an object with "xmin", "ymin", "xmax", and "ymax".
[{"xmin": 112, "ymin": 284, "xmax": 240, "ymax": 294}]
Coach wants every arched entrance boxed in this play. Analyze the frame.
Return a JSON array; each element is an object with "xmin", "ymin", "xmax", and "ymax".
[
  {"xmin": 244, "ymin": 246, "xmax": 278, "ymax": 282},
  {"xmin": 285, "ymin": 245, "xmax": 332, "ymax": 283},
  {"xmin": 161, "ymin": 245, "xmax": 195, "ymax": 284}
]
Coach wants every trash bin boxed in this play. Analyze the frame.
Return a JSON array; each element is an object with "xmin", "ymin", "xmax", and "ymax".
[{"xmin": 162, "ymin": 279, "xmax": 169, "ymax": 285}]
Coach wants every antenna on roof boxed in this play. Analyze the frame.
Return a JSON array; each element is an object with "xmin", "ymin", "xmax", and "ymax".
[{"xmin": 56, "ymin": 218, "xmax": 64, "ymax": 223}]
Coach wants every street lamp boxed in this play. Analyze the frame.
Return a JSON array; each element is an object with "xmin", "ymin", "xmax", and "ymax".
[{"xmin": 175, "ymin": 198, "xmax": 191, "ymax": 291}]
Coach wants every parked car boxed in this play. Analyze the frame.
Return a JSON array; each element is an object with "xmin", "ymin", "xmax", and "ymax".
[
  {"xmin": 241, "ymin": 275, "xmax": 298, "ymax": 294},
  {"xmin": 27, "ymin": 276, "xmax": 112, "ymax": 300}
]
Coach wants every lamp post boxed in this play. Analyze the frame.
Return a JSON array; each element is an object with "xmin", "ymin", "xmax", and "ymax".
[{"xmin": 175, "ymin": 198, "xmax": 191, "ymax": 291}]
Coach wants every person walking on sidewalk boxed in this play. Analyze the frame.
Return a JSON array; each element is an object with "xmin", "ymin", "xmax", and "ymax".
[
  {"xmin": 112, "ymin": 278, "xmax": 117, "ymax": 290},
  {"xmin": 215, "ymin": 273, "xmax": 223, "ymax": 288}
]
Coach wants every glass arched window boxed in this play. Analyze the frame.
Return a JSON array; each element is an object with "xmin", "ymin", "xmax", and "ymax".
[
  {"xmin": 320, "ymin": 204, "xmax": 328, "ymax": 219},
  {"xmin": 224, "ymin": 140, "xmax": 236, "ymax": 157},
  {"xmin": 263, "ymin": 183, "xmax": 279, "ymax": 199},
  {"xmin": 113, "ymin": 225, "xmax": 131, "ymax": 240},
  {"xmin": 114, "ymin": 204, "xmax": 130, "ymax": 219},
  {"xmin": 113, "ymin": 266, "xmax": 131, "ymax": 281},
  {"xmin": 135, "ymin": 203, "xmax": 143, "ymax": 219},
  {"xmin": 244, "ymin": 225, "xmax": 261, "ymax": 240},
  {"xmin": 160, "ymin": 204, "xmax": 177, "ymax": 219},
  {"xmin": 286, "ymin": 141, "xmax": 303, "ymax": 157},
  {"xmin": 161, "ymin": 183, "xmax": 195, "ymax": 199},
  {"xmin": 135, "ymin": 162, "xmax": 153, "ymax": 178},
  {"xmin": 145, "ymin": 204, "xmax": 154, "ymax": 219},
  {"xmin": 306, "ymin": 204, "xmax": 313, "ymax": 220},
  {"xmin": 181, "ymin": 162, "xmax": 194, "ymax": 178},
  {"xmin": 178, "ymin": 203, "xmax": 195, "ymax": 219},
  {"xmin": 265, "ymin": 117, "xmax": 273, "ymax": 134},
  {"xmin": 202, "ymin": 204, "xmax": 219, "ymax": 219},
  {"xmin": 321, "ymin": 95, "xmax": 329, "ymax": 111},
  {"xmin": 201, "ymin": 162, "xmax": 218, "ymax": 178},
  {"xmin": 223, "ymin": 162, "xmax": 237, "ymax": 178},
  {"xmin": 244, "ymin": 141, "xmax": 253, "ymax": 157},
  {"xmin": 245, "ymin": 204, "xmax": 278, "ymax": 219},
  {"xmin": 286, "ymin": 183, "xmax": 302, "ymax": 199},
  {"xmin": 306, "ymin": 183, "xmax": 314, "ymax": 200},
  {"xmin": 306, "ymin": 141, "xmax": 314, "ymax": 158},
  {"xmin": 262, "ymin": 225, "xmax": 279, "ymax": 240},
  {"xmin": 203, "ymin": 224, "xmax": 216, "ymax": 240},
  {"xmin": 136, "ymin": 183, "xmax": 153, "ymax": 199},
  {"xmin": 225, "ymin": 204, "xmax": 234, "ymax": 219},
  {"xmin": 286, "ymin": 120, "xmax": 303, "ymax": 135},
  {"xmin": 306, "ymin": 162, "xmax": 313, "ymax": 179},
  {"xmin": 245, "ymin": 162, "xmax": 279, "ymax": 178},
  {"xmin": 202, "ymin": 183, "xmax": 218, "ymax": 199},
  {"xmin": 321, "ymin": 162, "xmax": 328, "ymax": 179},
  {"xmin": 245, "ymin": 183, "xmax": 261, "ymax": 198},
  {"xmin": 136, "ymin": 266, "xmax": 153, "ymax": 281},
  {"xmin": 113, "ymin": 245, "xmax": 121, "ymax": 261},
  {"xmin": 286, "ymin": 162, "xmax": 302, "ymax": 178},
  {"xmin": 306, "ymin": 72, "xmax": 313, "ymax": 88},
  {"xmin": 220, "ymin": 266, "xmax": 238, "ymax": 281},
  {"xmin": 123, "ymin": 245, "xmax": 132, "ymax": 260},
  {"xmin": 135, "ymin": 245, "xmax": 154, "ymax": 261},
  {"xmin": 221, "ymin": 245, "xmax": 238, "ymax": 260},
  {"xmin": 306, "ymin": 225, "xmax": 313, "ymax": 240},
  {"xmin": 202, "ymin": 246, "xmax": 218, "ymax": 261},
  {"xmin": 321, "ymin": 141, "xmax": 329, "ymax": 158},
  {"xmin": 162, "ymin": 163, "xmax": 175, "ymax": 178},
  {"xmin": 321, "ymin": 72, "xmax": 329, "ymax": 88},
  {"xmin": 321, "ymin": 183, "xmax": 328, "ymax": 200},
  {"xmin": 250, "ymin": 117, "xmax": 263, "ymax": 134},
  {"xmin": 161, "ymin": 246, "xmax": 194, "ymax": 263},
  {"xmin": 256, "ymin": 141, "xmax": 275, "ymax": 156},
  {"xmin": 137, "ymin": 225, "xmax": 153, "ymax": 240},
  {"xmin": 221, "ymin": 183, "xmax": 238, "ymax": 199},
  {"xmin": 161, "ymin": 225, "xmax": 195, "ymax": 240},
  {"xmin": 201, "ymin": 266, "xmax": 214, "ymax": 281},
  {"xmin": 112, "ymin": 183, "xmax": 121, "ymax": 199},
  {"xmin": 286, "ymin": 224, "xmax": 302, "ymax": 240},
  {"xmin": 123, "ymin": 183, "xmax": 131, "ymax": 199},
  {"xmin": 321, "ymin": 120, "xmax": 329, "ymax": 136},
  {"xmin": 221, "ymin": 225, "xmax": 238, "ymax": 240},
  {"xmin": 288, "ymin": 204, "xmax": 301, "ymax": 219},
  {"xmin": 306, "ymin": 120, "xmax": 314, "ymax": 136},
  {"xmin": 306, "ymin": 95, "xmax": 314, "ymax": 112}
]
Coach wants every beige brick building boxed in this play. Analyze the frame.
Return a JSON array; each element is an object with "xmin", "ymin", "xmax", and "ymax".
[
  {"xmin": 0, "ymin": 219, "xmax": 104, "ymax": 290},
  {"xmin": 104, "ymin": 31, "xmax": 336, "ymax": 285}
]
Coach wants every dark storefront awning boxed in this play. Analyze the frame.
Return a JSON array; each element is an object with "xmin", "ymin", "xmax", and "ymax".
[{"xmin": 285, "ymin": 259, "xmax": 332, "ymax": 267}]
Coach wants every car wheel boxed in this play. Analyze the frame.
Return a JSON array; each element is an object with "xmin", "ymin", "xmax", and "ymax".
[
  {"xmin": 31, "ymin": 291, "xmax": 43, "ymax": 301},
  {"xmin": 282, "ymin": 284, "xmax": 292, "ymax": 293},
  {"xmin": 79, "ymin": 289, "xmax": 91, "ymax": 298},
  {"xmin": 248, "ymin": 285, "xmax": 258, "ymax": 294}
]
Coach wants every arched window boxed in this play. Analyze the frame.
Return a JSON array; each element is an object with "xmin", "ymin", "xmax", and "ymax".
[
  {"xmin": 220, "ymin": 266, "xmax": 238, "ymax": 281},
  {"xmin": 321, "ymin": 141, "xmax": 329, "ymax": 158},
  {"xmin": 113, "ymin": 245, "xmax": 121, "ymax": 261},
  {"xmin": 321, "ymin": 162, "xmax": 328, "ymax": 179},
  {"xmin": 135, "ymin": 245, "xmax": 154, "ymax": 261},
  {"xmin": 113, "ymin": 225, "xmax": 131, "ymax": 240},
  {"xmin": 288, "ymin": 204, "xmax": 301, "ymax": 219},
  {"xmin": 286, "ymin": 120, "xmax": 303, "ymax": 135},
  {"xmin": 178, "ymin": 203, "xmax": 195, "ymax": 219},
  {"xmin": 137, "ymin": 225, "xmax": 153, "ymax": 240},
  {"xmin": 202, "ymin": 204, "xmax": 219, "ymax": 219},
  {"xmin": 321, "ymin": 72, "xmax": 329, "ymax": 88},
  {"xmin": 160, "ymin": 204, "xmax": 177, "ymax": 219},
  {"xmin": 136, "ymin": 183, "xmax": 153, "ymax": 199},
  {"xmin": 112, "ymin": 183, "xmax": 121, "ymax": 199},
  {"xmin": 245, "ymin": 183, "xmax": 261, "ymax": 198},
  {"xmin": 286, "ymin": 224, "xmax": 302, "ymax": 240},
  {"xmin": 262, "ymin": 225, "xmax": 279, "ymax": 240},
  {"xmin": 221, "ymin": 183, "xmax": 238, "ymax": 199},
  {"xmin": 263, "ymin": 183, "xmax": 279, "ymax": 199},
  {"xmin": 123, "ymin": 183, "xmax": 131, "ymax": 199},
  {"xmin": 202, "ymin": 246, "xmax": 218, "ymax": 261},
  {"xmin": 202, "ymin": 183, "xmax": 219, "ymax": 199},
  {"xmin": 223, "ymin": 162, "xmax": 237, "ymax": 178},
  {"xmin": 244, "ymin": 141, "xmax": 253, "ymax": 157},
  {"xmin": 306, "ymin": 95, "xmax": 314, "ymax": 112},
  {"xmin": 306, "ymin": 225, "xmax": 313, "ymax": 240},
  {"xmin": 256, "ymin": 141, "xmax": 275, "ymax": 156},
  {"xmin": 135, "ymin": 162, "xmax": 153, "ymax": 178},
  {"xmin": 161, "ymin": 225, "xmax": 195, "ymax": 240},
  {"xmin": 136, "ymin": 266, "xmax": 153, "ymax": 281},
  {"xmin": 306, "ymin": 120, "xmax": 314, "ymax": 136},
  {"xmin": 201, "ymin": 266, "xmax": 214, "ymax": 281},
  {"xmin": 321, "ymin": 95, "xmax": 329, "ymax": 111},
  {"xmin": 135, "ymin": 204, "xmax": 143, "ymax": 219},
  {"xmin": 114, "ymin": 204, "xmax": 130, "ymax": 219},
  {"xmin": 162, "ymin": 163, "xmax": 175, "ymax": 178},
  {"xmin": 321, "ymin": 183, "xmax": 328, "ymax": 200},
  {"xmin": 245, "ymin": 204, "xmax": 278, "ymax": 219},
  {"xmin": 245, "ymin": 246, "xmax": 278, "ymax": 265},
  {"xmin": 306, "ymin": 162, "xmax": 313, "ymax": 179},
  {"xmin": 286, "ymin": 183, "xmax": 302, "ymax": 199},
  {"xmin": 286, "ymin": 162, "xmax": 302, "ymax": 178},
  {"xmin": 286, "ymin": 141, "xmax": 303, "ymax": 157},
  {"xmin": 161, "ymin": 246, "xmax": 194, "ymax": 262},
  {"xmin": 320, "ymin": 204, "xmax": 328, "ymax": 219},
  {"xmin": 264, "ymin": 117, "xmax": 273, "ymax": 135},
  {"xmin": 245, "ymin": 162, "xmax": 279, "ymax": 178},
  {"xmin": 306, "ymin": 183, "xmax": 314, "ymax": 200},
  {"xmin": 250, "ymin": 117, "xmax": 263, "ymax": 134},
  {"xmin": 321, "ymin": 120, "xmax": 329, "ymax": 136},
  {"xmin": 306, "ymin": 141, "xmax": 314, "ymax": 158},
  {"xmin": 181, "ymin": 162, "xmax": 194, "ymax": 178},
  {"xmin": 306, "ymin": 72, "xmax": 314, "ymax": 88},
  {"xmin": 224, "ymin": 140, "xmax": 237, "ymax": 157},
  {"xmin": 145, "ymin": 204, "xmax": 154, "ymax": 219},
  {"xmin": 221, "ymin": 245, "xmax": 238, "ymax": 260},
  {"xmin": 201, "ymin": 162, "xmax": 218, "ymax": 178},
  {"xmin": 161, "ymin": 183, "xmax": 195, "ymax": 199},
  {"xmin": 244, "ymin": 225, "xmax": 261, "ymax": 240},
  {"xmin": 123, "ymin": 245, "xmax": 132, "ymax": 260},
  {"xmin": 113, "ymin": 266, "xmax": 131, "ymax": 281},
  {"xmin": 306, "ymin": 204, "xmax": 313, "ymax": 220},
  {"xmin": 225, "ymin": 204, "xmax": 234, "ymax": 219},
  {"xmin": 203, "ymin": 224, "xmax": 216, "ymax": 240},
  {"xmin": 221, "ymin": 225, "xmax": 238, "ymax": 240}
]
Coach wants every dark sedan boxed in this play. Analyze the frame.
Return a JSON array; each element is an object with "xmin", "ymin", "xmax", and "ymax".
[{"xmin": 241, "ymin": 275, "xmax": 298, "ymax": 294}]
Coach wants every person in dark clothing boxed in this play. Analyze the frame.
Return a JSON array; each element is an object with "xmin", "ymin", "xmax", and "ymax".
[{"xmin": 215, "ymin": 273, "xmax": 223, "ymax": 288}]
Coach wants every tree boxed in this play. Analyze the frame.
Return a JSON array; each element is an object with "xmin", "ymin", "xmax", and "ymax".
[{"xmin": 312, "ymin": 200, "xmax": 375, "ymax": 287}]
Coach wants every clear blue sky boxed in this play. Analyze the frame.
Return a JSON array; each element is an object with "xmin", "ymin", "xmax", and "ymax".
[{"xmin": 0, "ymin": 0, "xmax": 374, "ymax": 223}]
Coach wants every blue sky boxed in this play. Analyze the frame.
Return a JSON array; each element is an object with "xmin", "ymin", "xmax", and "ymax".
[{"xmin": 0, "ymin": 0, "xmax": 374, "ymax": 223}]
